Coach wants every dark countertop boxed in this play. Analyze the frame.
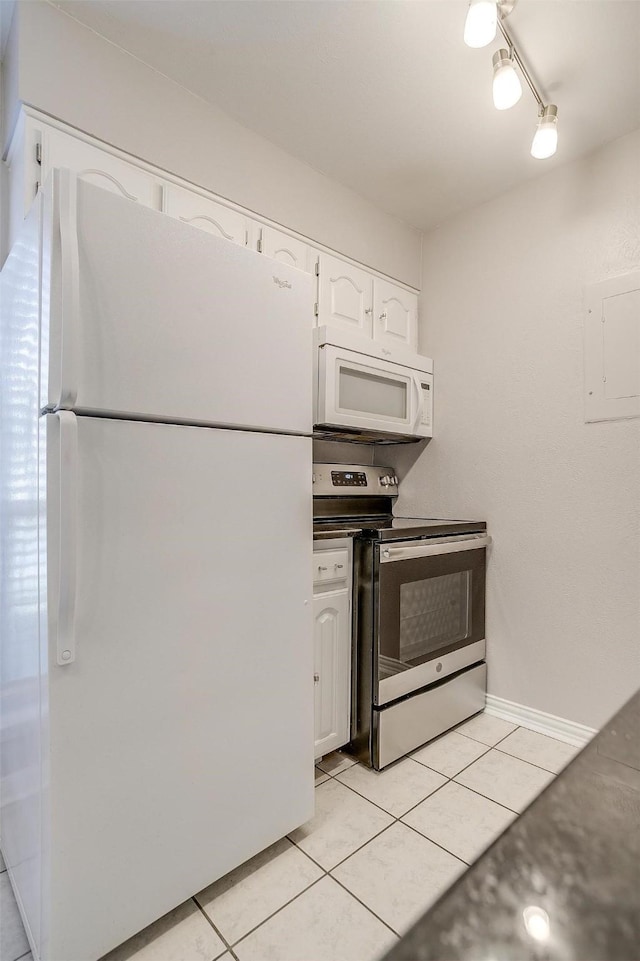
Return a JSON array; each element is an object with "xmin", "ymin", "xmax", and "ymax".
[
  {"xmin": 384, "ymin": 691, "xmax": 640, "ymax": 961},
  {"xmin": 313, "ymin": 527, "xmax": 360, "ymax": 541}
]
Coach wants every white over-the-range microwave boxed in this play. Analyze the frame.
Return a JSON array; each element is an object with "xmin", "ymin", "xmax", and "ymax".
[{"xmin": 313, "ymin": 327, "xmax": 433, "ymax": 443}]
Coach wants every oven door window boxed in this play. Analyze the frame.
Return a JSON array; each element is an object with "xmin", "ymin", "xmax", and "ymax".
[
  {"xmin": 398, "ymin": 571, "xmax": 471, "ymax": 664},
  {"xmin": 377, "ymin": 548, "xmax": 485, "ymax": 702}
]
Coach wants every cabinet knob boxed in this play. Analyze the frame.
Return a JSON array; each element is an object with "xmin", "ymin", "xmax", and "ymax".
[
  {"xmin": 379, "ymin": 311, "xmax": 387, "ymax": 321},
  {"xmin": 313, "ymin": 673, "xmax": 320, "ymax": 683},
  {"xmin": 318, "ymin": 565, "xmax": 328, "ymax": 572},
  {"xmin": 364, "ymin": 307, "xmax": 372, "ymax": 315}
]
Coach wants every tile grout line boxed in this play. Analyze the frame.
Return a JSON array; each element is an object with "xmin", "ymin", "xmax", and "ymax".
[
  {"xmin": 491, "ymin": 744, "xmax": 569, "ymax": 775},
  {"xmin": 225, "ymin": 876, "xmax": 327, "ymax": 952},
  {"xmin": 192, "ymin": 897, "xmax": 240, "ymax": 961},
  {"xmin": 317, "ymin": 747, "xmax": 522, "ymax": 851},
  {"xmin": 330, "ymin": 872, "xmax": 401, "ymax": 940},
  {"xmin": 456, "ymin": 724, "xmax": 520, "ymax": 749},
  {"xmin": 332, "ymin": 770, "xmax": 444, "ymax": 821},
  {"xmin": 397, "ymin": 816, "xmax": 470, "ymax": 868},
  {"xmin": 316, "ymin": 775, "xmax": 473, "ymax": 869},
  {"xmin": 410, "ymin": 744, "xmax": 492, "ymax": 782}
]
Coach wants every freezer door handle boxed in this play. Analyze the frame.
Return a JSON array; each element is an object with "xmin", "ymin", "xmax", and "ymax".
[
  {"xmin": 56, "ymin": 410, "xmax": 78, "ymax": 665},
  {"xmin": 58, "ymin": 169, "xmax": 80, "ymax": 408}
]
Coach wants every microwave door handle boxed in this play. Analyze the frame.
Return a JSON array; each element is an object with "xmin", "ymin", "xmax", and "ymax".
[{"xmin": 412, "ymin": 374, "xmax": 423, "ymax": 431}]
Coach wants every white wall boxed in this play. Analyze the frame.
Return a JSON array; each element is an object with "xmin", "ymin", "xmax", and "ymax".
[
  {"xmin": 387, "ymin": 129, "xmax": 640, "ymax": 730},
  {"xmin": 3, "ymin": 0, "xmax": 421, "ymax": 288}
]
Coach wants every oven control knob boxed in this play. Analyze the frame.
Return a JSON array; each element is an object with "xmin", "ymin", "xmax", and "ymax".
[
  {"xmin": 383, "ymin": 549, "xmax": 391, "ymax": 559},
  {"xmin": 392, "ymin": 475, "xmax": 399, "ymax": 486},
  {"xmin": 380, "ymin": 475, "xmax": 393, "ymax": 487}
]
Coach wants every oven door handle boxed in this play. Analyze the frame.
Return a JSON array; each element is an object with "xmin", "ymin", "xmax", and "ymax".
[{"xmin": 380, "ymin": 534, "xmax": 492, "ymax": 562}]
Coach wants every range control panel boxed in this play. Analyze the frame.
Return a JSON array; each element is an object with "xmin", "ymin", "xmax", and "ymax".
[
  {"xmin": 331, "ymin": 470, "xmax": 368, "ymax": 487},
  {"xmin": 313, "ymin": 464, "xmax": 399, "ymax": 497}
]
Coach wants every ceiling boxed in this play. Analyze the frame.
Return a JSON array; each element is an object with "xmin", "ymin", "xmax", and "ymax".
[{"xmin": 52, "ymin": 0, "xmax": 640, "ymax": 232}]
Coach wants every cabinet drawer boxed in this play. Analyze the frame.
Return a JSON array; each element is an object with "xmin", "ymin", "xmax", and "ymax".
[{"xmin": 313, "ymin": 549, "xmax": 349, "ymax": 588}]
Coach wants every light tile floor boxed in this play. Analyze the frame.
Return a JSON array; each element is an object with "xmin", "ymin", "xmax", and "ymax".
[{"xmin": 0, "ymin": 713, "xmax": 579, "ymax": 961}]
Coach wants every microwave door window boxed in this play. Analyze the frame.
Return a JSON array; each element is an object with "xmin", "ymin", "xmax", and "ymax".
[{"xmin": 338, "ymin": 365, "xmax": 408, "ymax": 421}]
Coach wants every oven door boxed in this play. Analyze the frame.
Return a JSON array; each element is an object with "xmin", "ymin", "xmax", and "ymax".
[{"xmin": 375, "ymin": 534, "xmax": 489, "ymax": 706}]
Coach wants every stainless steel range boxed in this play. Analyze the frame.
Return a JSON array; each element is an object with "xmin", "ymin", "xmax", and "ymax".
[{"xmin": 313, "ymin": 463, "xmax": 490, "ymax": 770}]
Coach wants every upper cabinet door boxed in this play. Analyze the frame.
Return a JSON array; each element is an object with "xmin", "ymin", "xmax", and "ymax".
[
  {"xmin": 42, "ymin": 127, "xmax": 162, "ymax": 209},
  {"xmin": 259, "ymin": 226, "xmax": 312, "ymax": 273},
  {"xmin": 317, "ymin": 254, "xmax": 373, "ymax": 336},
  {"xmin": 163, "ymin": 184, "xmax": 248, "ymax": 245},
  {"xmin": 372, "ymin": 278, "xmax": 418, "ymax": 350}
]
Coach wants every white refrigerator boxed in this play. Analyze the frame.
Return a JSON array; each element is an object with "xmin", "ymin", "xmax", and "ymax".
[{"xmin": 0, "ymin": 170, "xmax": 314, "ymax": 961}]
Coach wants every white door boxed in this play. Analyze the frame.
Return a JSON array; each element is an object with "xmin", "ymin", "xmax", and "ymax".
[
  {"xmin": 42, "ymin": 171, "xmax": 312, "ymax": 434},
  {"xmin": 313, "ymin": 591, "xmax": 351, "ymax": 759},
  {"xmin": 42, "ymin": 126, "xmax": 162, "ymax": 208},
  {"xmin": 164, "ymin": 183, "xmax": 248, "ymax": 246},
  {"xmin": 317, "ymin": 253, "xmax": 373, "ymax": 336},
  {"xmin": 372, "ymin": 278, "xmax": 418, "ymax": 350},
  {"xmin": 259, "ymin": 226, "xmax": 312, "ymax": 273},
  {"xmin": 42, "ymin": 414, "xmax": 313, "ymax": 961}
]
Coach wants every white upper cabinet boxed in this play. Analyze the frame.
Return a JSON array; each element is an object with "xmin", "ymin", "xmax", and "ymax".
[
  {"xmin": 42, "ymin": 127, "xmax": 162, "ymax": 209},
  {"xmin": 316, "ymin": 253, "xmax": 419, "ymax": 349},
  {"xmin": 259, "ymin": 226, "xmax": 312, "ymax": 273},
  {"xmin": 372, "ymin": 278, "xmax": 418, "ymax": 350},
  {"xmin": 163, "ymin": 184, "xmax": 248, "ymax": 246},
  {"xmin": 317, "ymin": 253, "xmax": 374, "ymax": 336},
  {"xmin": 6, "ymin": 112, "xmax": 421, "ymax": 345}
]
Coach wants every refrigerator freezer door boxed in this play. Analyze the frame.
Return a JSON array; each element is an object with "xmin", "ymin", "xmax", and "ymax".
[
  {"xmin": 42, "ymin": 170, "xmax": 313, "ymax": 433},
  {"xmin": 0, "ymin": 195, "xmax": 44, "ymax": 958},
  {"xmin": 41, "ymin": 415, "xmax": 313, "ymax": 961}
]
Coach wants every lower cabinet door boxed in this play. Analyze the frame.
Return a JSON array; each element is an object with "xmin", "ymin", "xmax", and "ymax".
[{"xmin": 313, "ymin": 591, "xmax": 351, "ymax": 759}]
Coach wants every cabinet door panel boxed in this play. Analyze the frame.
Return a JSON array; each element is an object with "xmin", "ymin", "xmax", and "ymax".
[
  {"xmin": 313, "ymin": 592, "xmax": 350, "ymax": 758},
  {"xmin": 373, "ymin": 278, "xmax": 418, "ymax": 349},
  {"xmin": 260, "ymin": 226, "xmax": 312, "ymax": 273},
  {"xmin": 163, "ymin": 184, "xmax": 247, "ymax": 245},
  {"xmin": 317, "ymin": 254, "xmax": 373, "ymax": 336},
  {"xmin": 43, "ymin": 127, "xmax": 161, "ymax": 208}
]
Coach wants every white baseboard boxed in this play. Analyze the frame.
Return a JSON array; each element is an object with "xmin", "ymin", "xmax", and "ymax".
[{"xmin": 484, "ymin": 694, "xmax": 597, "ymax": 748}]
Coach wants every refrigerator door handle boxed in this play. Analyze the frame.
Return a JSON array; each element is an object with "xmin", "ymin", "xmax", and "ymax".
[
  {"xmin": 59, "ymin": 169, "xmax": 80, "ymax": 408},
  {"xmin": 56, "ymin": 410, "xmax": 78, "ymax": 665}
]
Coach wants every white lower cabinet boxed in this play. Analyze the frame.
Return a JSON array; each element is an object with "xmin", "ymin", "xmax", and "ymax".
[{"xmin": 313, "ymin": 541, "xmax": 352, "ymax": 759}]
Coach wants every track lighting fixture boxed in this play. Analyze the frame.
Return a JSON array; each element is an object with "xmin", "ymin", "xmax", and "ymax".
[{"xmin": 463, "ymin": 0, "xmax": 559, "ymax": 159}]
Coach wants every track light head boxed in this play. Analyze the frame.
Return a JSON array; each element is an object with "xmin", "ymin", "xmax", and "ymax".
[
  {"xmin": 492, "ymin": 49, "xmax": 523, "ymax": 109},
  {"xmin": 531, "ymin": 104, "xmax": 558, "ymax": 159},
  {"xmin": 464, "ymin": 0, "xmax": 498, "ymax": 48},
  {"xmin": 464, "ymin": 0, "xmax": 516, "ymax": 48}
]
